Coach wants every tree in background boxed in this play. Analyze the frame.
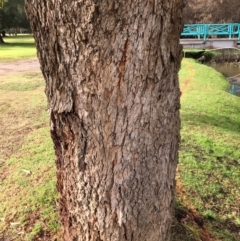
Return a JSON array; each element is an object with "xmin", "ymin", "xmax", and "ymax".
[
  {"xmin": 25, "ymin": 0, "xmax": 183, "ymax": 240},
  {"xmin": 215, "ymin": 0, "xmax": 240, "ymax": 22},
  {"xmin": 183, "ymin": 0, "xmax": 240, "ymax": 23},
  {"xmin": 0, "ymin": 0, "xmax": 4, "ymax": 43},
  {"xmin": 2, "ymin": 0, "xmax": 30, "ymax": 32},
  {"xmin": 183, "ymin": 0, "xmax": 221, "ymax": 23}
]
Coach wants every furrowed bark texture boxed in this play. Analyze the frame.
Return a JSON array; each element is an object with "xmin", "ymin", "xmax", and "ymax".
[{"xmin": 25, "ymin": 0, "xmax": 183, "ymax": 240}]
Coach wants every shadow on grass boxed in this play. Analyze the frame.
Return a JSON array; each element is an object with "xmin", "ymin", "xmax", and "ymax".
[
  {"xmin": 1, "ymin": 42, "xmax": 36, "ymax": 48},
  {"xmin": 182, "ymin": 111, "xmax": 240, "ymax": 134},
  {"xmin": 172, "ymin": 204, "xmax": 211, "ymax": 241},
  {"xmin": 172, "ymin": 200, "xmax": 240, "ymax": 241}
]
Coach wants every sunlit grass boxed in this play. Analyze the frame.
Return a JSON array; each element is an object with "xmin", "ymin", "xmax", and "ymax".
[{"xmin": 0, "ymin": 35, "xmax": 37, "ymax": 61}]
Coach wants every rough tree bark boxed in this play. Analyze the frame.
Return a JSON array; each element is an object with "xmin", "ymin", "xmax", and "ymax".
[{"xmin": 25, "ymin": 0, "xmax": 183, "ymax": 240}]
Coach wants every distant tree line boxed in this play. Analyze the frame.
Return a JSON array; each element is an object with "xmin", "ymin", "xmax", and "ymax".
[
  {"xmin": 1, "ymin": 0, "xmax": 30, "ymax": 34},
  {"xmin": 183, "ymin": 0, "xmax": 240, "ymax": 23}
]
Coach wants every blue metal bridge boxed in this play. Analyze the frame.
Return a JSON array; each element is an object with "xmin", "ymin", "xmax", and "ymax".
[{"xmin": 181, "ymin": 23, "xmax": 240, "ymax": 40}]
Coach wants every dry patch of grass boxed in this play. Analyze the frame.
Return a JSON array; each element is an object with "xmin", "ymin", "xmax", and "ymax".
[
  {"xmin": 0, "ymin": 71, "xmax": 61, "ymax": 241},
  {"xmin": 0, "ymin": 71, "xmax": 45, "ymax": 163}
]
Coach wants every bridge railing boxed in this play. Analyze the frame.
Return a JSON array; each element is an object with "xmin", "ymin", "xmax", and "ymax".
[{"xmin": 181, "ymin": 23, "xmax": 240, "ymax": 40}]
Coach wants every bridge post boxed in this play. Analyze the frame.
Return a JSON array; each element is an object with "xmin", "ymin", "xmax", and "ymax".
[
  {"xmin": 197, "ymin": 25, "xmax": 200, "ymax": 39},
  {"xmin": 229, "ymin": 24, "xmax": 231, "ymax": 39},
  {"xmin": 204, "ymin": 24, "xmax": 208, "ymax": 41},
  {"xmin": 238, "ymin": 24, "xmax": 240, "ymax": 40}
]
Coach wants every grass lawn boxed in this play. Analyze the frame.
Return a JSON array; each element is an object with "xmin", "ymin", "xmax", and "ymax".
[
  {"xmin": 0, "ymin": 71, "xmax": 61, "ymax": 240},
  {"xmin": 173, "ymin": 58, "xmax": 240, "ymax": 241},
  {"xmin": 0, "ymin": 35, "xmax": 61, "ymax": 240},
  {"xmin": 0, "ymin": 35, "xmax": 37, "ymax": 61}
]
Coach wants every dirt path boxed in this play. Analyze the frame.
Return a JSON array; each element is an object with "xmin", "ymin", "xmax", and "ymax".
[
  {"xmin": 0, "ymin": 58, "xmax": 42, "ymax": 168},
  {"xmin": 181, "ymin": 62, "xmax": 194, "ymax": 96},
  {"xmin": 0, "ymin": 58, "xmax": 40, "ymax": 74}
]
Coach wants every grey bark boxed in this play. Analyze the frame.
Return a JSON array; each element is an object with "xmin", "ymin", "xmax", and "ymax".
[{"xmin": 25, "ymin": 0, "xmax": 183, "ymax": 240}]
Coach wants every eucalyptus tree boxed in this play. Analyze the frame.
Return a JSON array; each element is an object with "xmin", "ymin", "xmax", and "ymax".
[
  {"xmin": 3, "ymin": 0, "xmax": 29, "ymax": 30},
  {"xmin": 215, "ymin": 0, "xmax": 240, "ymax": 22},
  {"xmin": 183, "ymin": 0, "xmax": 240, "ymax": 23},
  {"xmin": 183, "ymin": 0, "xmax": 220, "ymax": 23},
  {"xmin": 25, "ymin": 0, "xmax": 183, "ymax": 240}
]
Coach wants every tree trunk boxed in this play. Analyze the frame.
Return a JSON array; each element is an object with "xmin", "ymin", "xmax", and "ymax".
[
  {"xmin": 0, "ymin": 34, "xmax": 4, "ymax": 44},
  {"xmin": 25, "ymin": 1, "xmax": 183, "ymax": 240}
]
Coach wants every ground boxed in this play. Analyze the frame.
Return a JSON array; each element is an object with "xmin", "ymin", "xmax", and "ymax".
[
  {"xmin": 0, "ymin": 59, "xmax": 40, "ymax": 74},
  {"xmin": 0, "ymin": 57, "xmax": 61, "ymax": 241}
]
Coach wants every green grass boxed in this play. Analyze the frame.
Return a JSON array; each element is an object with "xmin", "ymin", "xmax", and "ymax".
[
  {"xmin": 0, "ymin": 36, "xmax": 60, "ymax": 240},
  {"xmin": 0, "ymin": 35, "xmax": 37, "ymax": 61},
  {"xmin": 173, "ymin": 58, "xmax": 240, "ymax": 241},
  {"xmin": 0, "ymin": 81, "xmax": 44, "ymax": 91},
  {"xmin": 0, "ymin": 70, "xmax": 61, "ymax": 241},
  {"xmin": 1, "ymin": 129, "xmax": 60, "ymax": 240}
]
